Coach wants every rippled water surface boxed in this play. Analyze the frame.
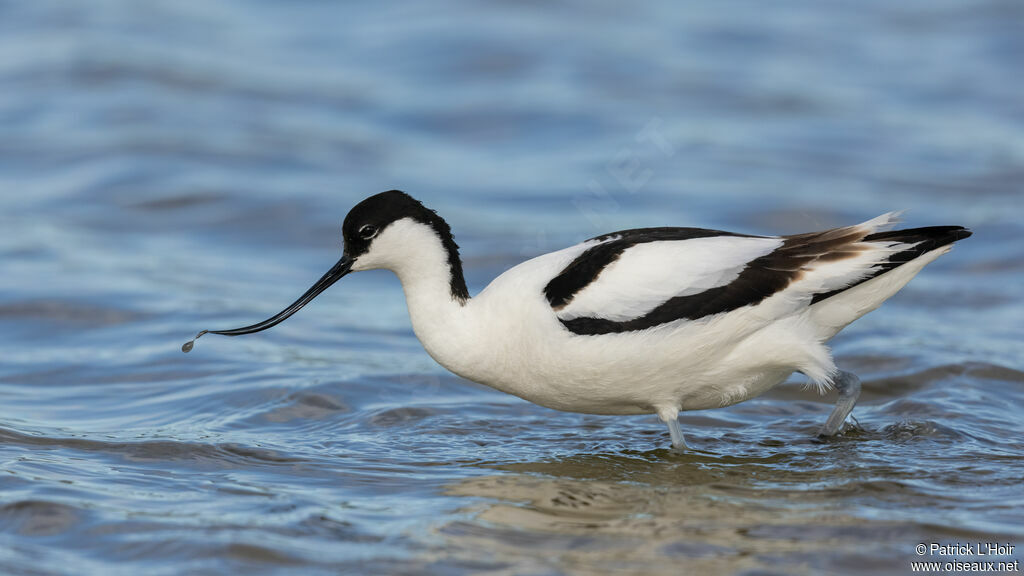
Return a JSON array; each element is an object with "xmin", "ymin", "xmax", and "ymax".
[{"xmin": 2, "ymin": 1, "xmax": 1023, "ymax": 574}]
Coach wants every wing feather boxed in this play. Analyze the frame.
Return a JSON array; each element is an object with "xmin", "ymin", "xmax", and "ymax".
[
  {"xmin": 557, "ymin": 236, "xmax": 782, "ymax": 322},
  {"xmin": 547, "ymin": 213, "xmax": 970, "ymax": 336}
]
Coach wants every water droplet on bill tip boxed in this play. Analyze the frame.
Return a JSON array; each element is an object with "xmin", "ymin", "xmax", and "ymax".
[{"xmin": 181, "ymin": 330, "xmax": 208, "ymax": 354}]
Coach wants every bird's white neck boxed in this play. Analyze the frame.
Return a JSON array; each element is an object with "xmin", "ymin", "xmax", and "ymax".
[{"xmin": 350, "ymin": 218, "xmax": 476, "ymax": 373}]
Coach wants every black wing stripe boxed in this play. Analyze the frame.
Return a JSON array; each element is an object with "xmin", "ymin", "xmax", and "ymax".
[
  {"xmin": 544, "ymin": 227, "xmax": 745, "ymax": 309},
  {"xmin": 809, "ymin": 226, "xmax": 972, "ymax": 305}
]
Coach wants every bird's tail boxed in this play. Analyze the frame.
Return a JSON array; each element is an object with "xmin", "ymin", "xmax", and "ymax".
[{"xmin": 810, "ymin": 226, "xmax": 972, "ymax": 306}]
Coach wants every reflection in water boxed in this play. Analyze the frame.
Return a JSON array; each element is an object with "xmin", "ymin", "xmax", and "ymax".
[
  {"xmin": 442, "ymin": 430, "xmax": 1022, "ymax": 574},
  {"xmin": 444, "ymin": 472, "xmax": 864, "ymax": 575}
]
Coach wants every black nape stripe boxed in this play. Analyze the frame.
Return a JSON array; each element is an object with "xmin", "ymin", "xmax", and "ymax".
[
  {"xmin": 544, "ymin": 228, "xmax": 746, "ymax": 309},
  {"xmin": 809, "ymin": 226, "xmax": 972, "ymax": 305}
]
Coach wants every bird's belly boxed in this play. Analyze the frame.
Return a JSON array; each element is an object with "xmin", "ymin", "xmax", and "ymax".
[
  {"xmin": 443, "ymin": 344, "xmax": 665, "ymax": 416},
  {"xmin": 442, "ymin": 316, "xmax": 815, "ymax": 417},
  {"xmin": 479, "ymin": 364, "xmax": 794, "ymax": 415},
  {"xmin": 444, "ymin": 341, "xmax": 723, "ymax": 416},
  {"xmin": 471, "ymin": 373, "xmax": 794, "ymax": 423},
  {"xmin": 425, "ymin": 289, "xmax": 832, "ymax": 417}
]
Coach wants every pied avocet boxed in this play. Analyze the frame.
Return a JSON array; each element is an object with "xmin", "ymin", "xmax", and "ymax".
[{"xmin": 183, "ymin": 190, "xmax": 971, "ymax": 448}]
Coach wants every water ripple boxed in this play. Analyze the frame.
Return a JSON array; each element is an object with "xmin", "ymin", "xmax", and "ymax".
[{"xmin": 1, "ymin": 0, "xmax": 1022, "ymax": 574}]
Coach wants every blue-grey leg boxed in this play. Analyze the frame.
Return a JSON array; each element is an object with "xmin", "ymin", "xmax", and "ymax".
[
  {"xmin": 666, "ymin": 418, "xmax": 688, "ymax": 449},
  {"xmin": 819, "ymin": 370, "xmax": 861, "ymax": 436}
]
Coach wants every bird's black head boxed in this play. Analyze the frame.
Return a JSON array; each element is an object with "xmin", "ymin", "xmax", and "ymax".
[
  {"xmin": 340, "ymin": 190, "xmax": 468, "ymax": 300},
  {"xmin": 342, "ymin": 190, "xmax": 435, "ymax": 258},
  {"xmin": 180, "ymin": 190, "xmax": 469, "ymax": 353}
]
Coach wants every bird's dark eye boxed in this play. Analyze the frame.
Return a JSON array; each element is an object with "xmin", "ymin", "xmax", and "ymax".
[{"xmin": 358, "ymin": 224, "xmax": 378, "ymax": 240}]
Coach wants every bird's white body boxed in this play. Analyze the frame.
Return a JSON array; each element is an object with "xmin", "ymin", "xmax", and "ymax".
[
  {"xmin": 353, "ymin": 213, "xmax": 951, "ymax": 423},
  {"xmin": 193, "ymin": 190, "xmax": 969, "ymax": 446}
]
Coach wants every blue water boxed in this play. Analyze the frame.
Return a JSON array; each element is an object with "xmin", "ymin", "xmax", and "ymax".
[{"xmin": 2, "ymin": 1, "xmax": 1023, "ymax": 574}]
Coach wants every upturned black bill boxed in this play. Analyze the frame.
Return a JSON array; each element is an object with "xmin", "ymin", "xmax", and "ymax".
[{"xmin": 182, "ymin": 256, "xmax": 352, "ymax": 353}]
